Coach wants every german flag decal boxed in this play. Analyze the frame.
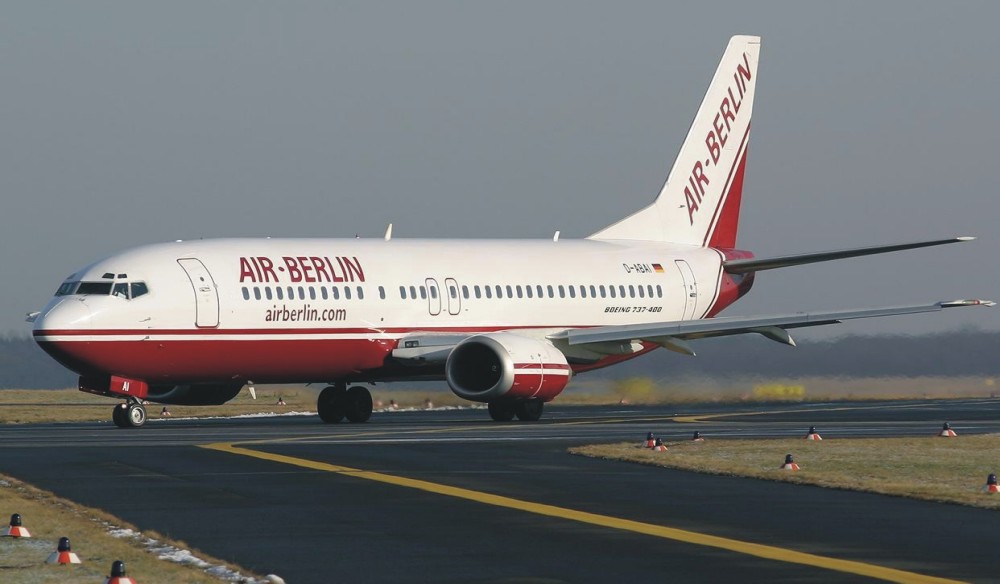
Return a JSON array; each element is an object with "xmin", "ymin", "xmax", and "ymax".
[{"xmin": 652, "ymin": 263, "xmax": 665, "ymax": 273}]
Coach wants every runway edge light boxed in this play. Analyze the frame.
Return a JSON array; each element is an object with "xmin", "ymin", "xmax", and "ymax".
[
  {"xmin": 2, "ymin": 513, "xmax": 30, "ymax": 538},
  {"xmin": 939, "ymin": 422, "xmax": 958, "ymax": 437},
  {"xmin": 984, "ymin": 473, "xmax": 999, "ymax": 494},
  {"xmin": 652, "ymin": 438, "xmax": 668, "ymax": 452},
  {"xmin": 781, "ymin": 454, "xmax": 800, "ymax": 471},
  {"xmin": 46, "ymin": 536, "xmax": 81, "ymax": 564},
  {"xmin": 644, "ymin": 432, "xmax": 655, "ymax": 448},
  {"xmin": 105, "ymin": 560, "xmax": 137, "ymax": 584},
  {"xmin": 691, "ymin": 431, "xmax": 705, "ymax": 442},
  {"xmin": 804, "ymin": 426, "xmax": 822, "ymax": 441}
]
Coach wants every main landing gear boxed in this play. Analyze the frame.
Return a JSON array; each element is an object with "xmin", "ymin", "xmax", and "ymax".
[
  {"xmin": 317, "ymin": 382, "xmax": 373, "ymax": 423},
  {"xmin": 111, "ymin": 397, "xmax": 147, "ymax": 428},
  {"xmin": 488, "ymin": 399, "xmax": 544, "ymax": 422}
]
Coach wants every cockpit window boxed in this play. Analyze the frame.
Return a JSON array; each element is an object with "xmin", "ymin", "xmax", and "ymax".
[
  {"xmin": 77, "ymin": 282, "xmax": 114, "ymax": 295},
  {"xmin": 55, "ymin": 281, "xmax": 79, "ymax": 296},
  {"xmin": 66, "ymin": 280, "xmax": 149, "ymax": 298}
]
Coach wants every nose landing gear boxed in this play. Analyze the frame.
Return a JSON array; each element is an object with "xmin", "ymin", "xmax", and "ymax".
[{"xmin": 111, "ymin": 398, "xmax": 147, "ymax": 428}]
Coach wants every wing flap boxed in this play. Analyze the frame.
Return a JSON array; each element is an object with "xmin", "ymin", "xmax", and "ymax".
[{"xmin": 553, "ymin": 299, "xmax": 993, "ymax": 347}]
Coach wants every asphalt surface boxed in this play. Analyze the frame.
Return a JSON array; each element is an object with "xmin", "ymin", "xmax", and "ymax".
[{"xmin": 0, "ymin": 399, "xmax": 998, "ymax": 583}]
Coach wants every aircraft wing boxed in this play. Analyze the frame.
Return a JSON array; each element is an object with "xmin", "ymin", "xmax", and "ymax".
[{"xmin": 549, "ymin": 299, "xmax": 994, "ymax": 352}]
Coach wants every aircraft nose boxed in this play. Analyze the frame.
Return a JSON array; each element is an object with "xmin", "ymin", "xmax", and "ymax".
[{"xmin": 34, "ymin": 298, "xmax": 92, "ymax": 333}]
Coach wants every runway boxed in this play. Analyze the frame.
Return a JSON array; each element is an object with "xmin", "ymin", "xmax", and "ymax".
[{"xmin": 0, "ymin": 399, "xmax": 998, "ymax": 583}]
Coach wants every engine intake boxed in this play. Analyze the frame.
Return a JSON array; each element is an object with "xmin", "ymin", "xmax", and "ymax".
[{"xmin": 445, "ymin": 333, "xmax": 571, "ymax": 402}]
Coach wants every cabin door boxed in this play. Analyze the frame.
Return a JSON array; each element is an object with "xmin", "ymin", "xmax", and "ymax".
[{"xmin": 177, "ymin": 258, "xmax": 220, "ymax": 328}]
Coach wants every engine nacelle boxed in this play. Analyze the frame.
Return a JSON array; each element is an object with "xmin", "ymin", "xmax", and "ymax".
[{"xmin": 445, "ymin": 333, "xmax": 571, "ymax": 402}]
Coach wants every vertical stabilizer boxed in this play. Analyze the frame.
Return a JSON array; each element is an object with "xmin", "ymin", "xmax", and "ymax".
[{"xmin": 589, "ymin": 35, "xmax": 760, "ymax": 248}]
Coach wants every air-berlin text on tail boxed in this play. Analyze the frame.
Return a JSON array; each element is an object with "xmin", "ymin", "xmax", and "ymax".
[
  {"xmin": 685, "ymin": 51, "xmax": 752, "ymax": 225},
  {"xmin": 239, "ymin": 256, "xmax": 366, "ymax": 283}
]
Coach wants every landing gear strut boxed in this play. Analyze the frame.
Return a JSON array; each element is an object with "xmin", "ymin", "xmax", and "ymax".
[
  {"xmin": 111, "ymin": 398, "xmax": 147, "ymax": 429},
  {"xmin": 318, "ymin": 383, "xmax": 372, "ymax": 423}
]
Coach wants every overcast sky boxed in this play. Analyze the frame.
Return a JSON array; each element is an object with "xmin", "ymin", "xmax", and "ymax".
[{"xmin": 1, "ymin": 1, "xmax": 996, "ymax": 339}]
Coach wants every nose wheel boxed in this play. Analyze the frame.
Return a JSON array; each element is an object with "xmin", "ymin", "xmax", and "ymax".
[{"xmin": 111, "ymin": 399, "xmax": 147, "ymax": 428}]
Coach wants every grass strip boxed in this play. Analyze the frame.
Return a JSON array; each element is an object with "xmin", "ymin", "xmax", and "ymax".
[
  {"xmin": 0, "ymin": 473, "xmax": 266, "ymax": 583},
  {"xmin": 570, "ymin": 435, "xmax": 1000, "ymax": 510}
]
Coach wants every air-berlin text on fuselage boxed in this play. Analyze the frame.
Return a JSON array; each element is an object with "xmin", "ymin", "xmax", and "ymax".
[
  {"xmin": 685, "ymin": 51, "xmax": 752, "ymax": 225},
  {"xmin": 239, "ymin": 256, "xmax": 366, "ymax": 283}
]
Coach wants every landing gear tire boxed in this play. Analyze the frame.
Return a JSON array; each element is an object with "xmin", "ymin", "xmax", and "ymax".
[
  {"xmin": 514, "ymin": 399, "xmax": 544, "ymax": 422},
  {"xmin": 488, "ymin": 401, "xmax": 516, "ymax": 422},
  {"xmin": 112, "ymin": 404, "xmax": 128, "ymax": 428},
  {"xmin": 125, "ymin": 403, "xmax": 147, "ymax": 428},
  {"xmin": 318, "ymin": 385, "xmax": 347, "ymax": 423},
  {"xmin": 344, "ymin": 386, "xmax": 373, "ymax": 423}
]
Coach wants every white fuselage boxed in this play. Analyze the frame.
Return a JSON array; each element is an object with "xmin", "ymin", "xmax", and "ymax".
[{"xmin": 32, "ymin": 237, "xmax": 742, "ymax": 385}]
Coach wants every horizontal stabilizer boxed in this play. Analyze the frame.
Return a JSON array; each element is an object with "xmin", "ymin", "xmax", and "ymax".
[
  {"xmin": 552, "ymin": 299, "xmax": 993, "ymax": 347},
  {"xmin": 724, "ymin": 237, "xmax": 974, "ymax": 274}
]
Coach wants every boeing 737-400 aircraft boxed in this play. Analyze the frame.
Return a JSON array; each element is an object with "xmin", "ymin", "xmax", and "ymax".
[{"xmin": 29, "ymin": 36, "xmax": 992, "ymax": 427}]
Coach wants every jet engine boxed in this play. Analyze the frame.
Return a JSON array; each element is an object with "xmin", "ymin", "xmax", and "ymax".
[{"xmin": 445, "ymin": 333, "xmax": 571, "ymax": 402}]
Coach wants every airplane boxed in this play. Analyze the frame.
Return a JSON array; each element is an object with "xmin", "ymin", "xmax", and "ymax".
[{"xmin": 29, "ymin": 35, "xmax": 991, "ymax": 428}]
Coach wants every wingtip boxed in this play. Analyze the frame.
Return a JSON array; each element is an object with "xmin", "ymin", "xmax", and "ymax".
[
  {"xmin": 939, "ymin": 299, "xmax": 995, "ymax": 308},
  {"xmin": 956, "ymin": 236, "xmax": 976, "ymax": 241}
]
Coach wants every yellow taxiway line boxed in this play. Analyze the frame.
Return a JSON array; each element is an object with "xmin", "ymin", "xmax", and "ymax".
[{"xmin": 201, "ymin": 441, "xmax": 963, "ymax": 584}]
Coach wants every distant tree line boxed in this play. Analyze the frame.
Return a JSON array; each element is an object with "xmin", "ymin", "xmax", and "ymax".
[{"xmin": 0, "ymin": 330, "xmax": 996, "ymax": 389}]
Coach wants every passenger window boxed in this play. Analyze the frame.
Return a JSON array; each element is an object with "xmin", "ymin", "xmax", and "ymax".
[
  {"xmin": 580, "ymin": 285, "xmax": 587, "ymax": 298},
  {"xmin": 619, "ymin": 285, "xmax": 626, "ymax": 298},
  {"xmin": 419, "ymin": 286, "xmax": 427, "ymax": 300},
  {"xmin": 309, "ymin": 287, "xmax": 317, "ymax": 300},
  {"xmin": 287, "ymin": 286, "xmax": 295, "ymax": 299},
  {"xmin": 485, "ymin": 286, "xmax": 493, "ymax": 299},
  {"xmin": 647, "ymin": 285, "xmax": 654, "ymax": 298},
  {"xmin": 589, "ymin": 285, "xmax": 596, "ymax": 298},
  {"xmin": 599, "ymin": 285, "xmax": 606, "ymax": 298},
  {"xmin": 321, "ymin": 287, "xmax": 328, "ymax": 300},
  {"xmin": 429, "ymin": 286, "xmax": 437, "ymax": 300},
  {"xmin": 656, "ymin": 285, "xmax": 663, "ymax": 298},
  {"xmin": 449, "ymin": 285, "xmax": 457, "ymax": 299},
  {"xmin": 265, "ymin": 287, "xmax": 273, "ymax": 300},
  {"xmin": 298, "ymin": 286, "xmax": 306, "ymax": 300},
  {"xmin": 629, "ymin": 285, "xmax": 635, "ymax": 298},
  {"xmin": 506, "ymin": 285, "xmax": 513, "ymax": 298},
  {"xmin": 357, "ymin": 287, "xmax": 364, "ymax": 300},
  {"xmin": 495, "ymin": 285, "xmax": 502, "ymax": 298},
  {"xmin": 516, "ymin": 285, "xmax": 523, "ymax": 299},
  {"xmin": 345, "ymin": 287, "xmax": 352, "ymax": 300},
  {"xmin": 536, "ymin": 285, "xmax": 543, "ymax": 298},
  {"xmin": 241, "ymin": 287, "xmax": 250, "ymax": 301},
  {"xmin": 254, "ymin": 287, "xmax": 262, "ymax": 300},
  {"xmin": 568, "ymin": 286, "xmax": 575, "ymax": 299},
  {"xmin": 131, "ymin": 282, "xmax": 149, "ymax": 298},
  {"xmin": 609, "ymin": 285, "xmax": 616, "ymax": 299},
  {"xmin": 400, "ymin": 286, "xmax": 407, "ymax": 299},
  {"xmin": 462, "ymin": 285, "xmax": 469, "ymax": 299},
  {"xmin": 547, "ymin": 285, "xmax": 554, "ymax": 298},
  {"xmin": 558, "ymin": 285, "xmax": 565, "ymax": 298},
  {"xmin": 332, "ymin": 287, "xmax": 340, "ymax": 300},
  {"xmin": 276, "ymin": 287, "xmax": 284, "ymax": 300},
  {"xmin": 638, "ymin": 285, "xmax": 645, "ymax": 298},
  {"xmin": 409, "ymin": 285, "xmax": 417, "ymax": 299},
  {"xmin": 474, "ymin": 285, "xmax": 482, "ymax": 299},
  {"xmin": 525, "ymin": 285, "xmax": 533, "ymax": 299},
  {"xmin": 379, "ymin": 286, "xmax": 385, "ymax": 300}
]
